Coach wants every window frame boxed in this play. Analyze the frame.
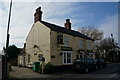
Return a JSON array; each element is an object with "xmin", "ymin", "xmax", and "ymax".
[
  {"xmin": 64, "ymin": 35, "xmax": 69, "ymax": 46},
  {"xmin": 62, "ymin": 51, "xmax": 72, "ymax": 64},
  {"xmin": 87, "ymin": 41, "xmax": 91, "ymax": 49},
  {"xmin": 79, "ymin": 40, "xmax": 83, "ymax": 48}
]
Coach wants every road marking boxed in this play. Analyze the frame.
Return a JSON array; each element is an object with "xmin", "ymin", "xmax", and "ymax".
[{"xmin": 109, "ymin": 74, "xmax": 118, "ymax": 78}]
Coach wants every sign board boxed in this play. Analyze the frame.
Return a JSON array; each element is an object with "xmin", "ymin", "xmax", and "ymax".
[
  {"xmin": 61, "ymin": 46, "xmax": 72, "ymax": 51},
  {"xmin": 87, "ymin": 50, "xmax": 94, "ymax": 53},
  {"xmin": 38, "ymin": 54, "xmax": 43, "ymax": 61},
  {"xmin": 77, "ymin": 49, "xmax": 85, "ymax": 54}
]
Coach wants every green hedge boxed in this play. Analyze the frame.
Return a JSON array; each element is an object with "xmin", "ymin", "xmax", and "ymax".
[{"xmin": 38, "ymin": 62, "xmax": 54, "ymax": 74}]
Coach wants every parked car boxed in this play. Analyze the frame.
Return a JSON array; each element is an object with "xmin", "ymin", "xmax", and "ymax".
[
  {"xmin": 73, "ymin": 58, "xmax": 98, "ymax": 73},
  {"xmin": 95, "ymin": 58, "xmax": 107, "ymax": 68}
]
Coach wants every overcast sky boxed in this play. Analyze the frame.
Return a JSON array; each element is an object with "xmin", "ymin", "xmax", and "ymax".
[{"xmin": 0, "ymin": 1, "xmax": 119, "ymax": 50}]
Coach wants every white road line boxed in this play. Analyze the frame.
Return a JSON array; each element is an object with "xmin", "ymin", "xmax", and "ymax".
[{"xmin": 109, "ymin": 74, "xmax": 118, "ymax": 78}]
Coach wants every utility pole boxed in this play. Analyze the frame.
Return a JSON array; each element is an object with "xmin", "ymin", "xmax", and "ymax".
[
  {"xmin": 2, "ymin": 0, "xmax": 12, "ymax": 79},
  {"xmin": 6, "ymin": 0, "xmax": 12, "ymax": 49}
]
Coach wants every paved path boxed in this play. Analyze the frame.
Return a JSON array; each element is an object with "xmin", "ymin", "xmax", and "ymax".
[{"xmin": 9, "ymin": 66, "xmax": 52, "ymax": 78}]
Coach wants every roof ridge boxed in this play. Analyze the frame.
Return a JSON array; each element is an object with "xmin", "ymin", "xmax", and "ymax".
[{"xmin": 41, "ymin": 21, "xmax": 94, "ymax": 41}]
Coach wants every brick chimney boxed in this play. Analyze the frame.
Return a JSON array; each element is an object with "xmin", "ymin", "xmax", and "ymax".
[
  {"xmin": 64, "ymin": 19, "xmax": 71, "ymax": 30},
  {"xmin": 34, "ymin": 7, "xmax": 43, "ymax": 23}
]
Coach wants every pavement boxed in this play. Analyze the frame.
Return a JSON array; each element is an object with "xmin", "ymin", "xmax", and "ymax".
[
  {"xmin": 9, "ymin": 63, "xmax": 120, "ymax": 80},
  {"xmin": 9, "ymin": 66, "xmax": 53, "ymax": 78}
]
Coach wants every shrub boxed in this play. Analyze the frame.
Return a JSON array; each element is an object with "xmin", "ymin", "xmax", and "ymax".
[
  {"xmin": 38, "ymin": 62, "xmax": 54, "ymax": 74},
  {"xmin": 44, "ymin": 62, "xmax": 54, "ymax": 73}
]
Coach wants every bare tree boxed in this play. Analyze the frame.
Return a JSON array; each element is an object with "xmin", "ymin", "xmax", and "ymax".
[
  {"xmin": 78, "ymin": 26, "xmax": 103, "ymax": 41},
  {"xmin": 78, "ymin": 26, "xmax": 104, "ymax": 59},
  {"xmin": 98, "ymin": 37, "xmax": 117, "ymax": 62},
  {"xmin": 98, "ymin": 37, "xmax": 115, "ymax": 52}
]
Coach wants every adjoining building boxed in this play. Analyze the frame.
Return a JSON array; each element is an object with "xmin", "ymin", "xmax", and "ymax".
[
  {"xmin": 24, "ymin": 7, "xmax": 95, "ymax": 67},
  {"xmin": 18, "ymin": 43, "xmax": 26, "ymax": 67}
]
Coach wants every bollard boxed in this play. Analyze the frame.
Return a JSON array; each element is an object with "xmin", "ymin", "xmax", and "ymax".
[{"xmin": 41, "ymin": 57, "xmax": 45, "ymax": 74}]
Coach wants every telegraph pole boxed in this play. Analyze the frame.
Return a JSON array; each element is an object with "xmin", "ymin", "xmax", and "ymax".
[
  {"xmin": 6, "ymin": 0, "xmax": 12, "ymax": 49},
  {"xmin": 2, "ymin": 0, "xmax": 12, "ymax": 79}
]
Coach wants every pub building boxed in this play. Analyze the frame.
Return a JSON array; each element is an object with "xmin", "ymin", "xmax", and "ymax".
[{"xmin": 18, "ymin": 7, "xmax": 95, "ymax": 67}]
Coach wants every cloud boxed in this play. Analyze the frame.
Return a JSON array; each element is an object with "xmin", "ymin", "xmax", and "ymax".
[
  {"xmin": 1, "ymin": 2, "xmax": 84, "ymax": 50},
  {"xmin": 99, "ymin": 14, "xmax": 118, "ymax": 42},
  {"xmin": 1, "ymin": 0, "xmax": 120, "ymax": 2}
]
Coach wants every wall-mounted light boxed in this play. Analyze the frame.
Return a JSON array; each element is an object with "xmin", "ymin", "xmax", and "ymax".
[{"xmin": 33, "ymin": 45, "xmax": 38, "ymax": 48}]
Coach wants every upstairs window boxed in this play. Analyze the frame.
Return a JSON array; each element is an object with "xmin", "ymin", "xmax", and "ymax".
[
  {"xmin": 87, "ymin": 41, "xmax": 91, "ymax": 49},
  {"xmin": 64, "ymin": 36, "xmax": 69, "ymax": 46},
  {"xmin": 79, "ymin": 40, "xmax": 83, "ymax": 48}
]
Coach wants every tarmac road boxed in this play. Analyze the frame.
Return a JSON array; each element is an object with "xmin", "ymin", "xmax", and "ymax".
[
  {"xmin": 9, "ymin": 63, "xmax": 120, "ymax": 80},
  {"xmin": 56, "ymin": 63, "xmax": 120, "ymax": 80}
]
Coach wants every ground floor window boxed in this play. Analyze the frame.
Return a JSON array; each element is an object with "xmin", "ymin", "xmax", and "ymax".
[
  {"xmin": 90, "ymin": 54, "xmax": 93, "ymax": 58},
  {"xmin": 77, "ymin": 51, "xmax": 85, "ymax": 59},
  {"xmin": 63, "ymin": 52, "xmax": 72, "ymax": 64},
  {"xmin": 88, "ymin": 53, "xmax": 94, "ymax": 58},
  {"xmin": 79, "ymin": 53, "xmax": 84, "ymax": 58}
]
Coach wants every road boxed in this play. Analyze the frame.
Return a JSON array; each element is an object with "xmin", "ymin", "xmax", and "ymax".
[
  {"xmin": 9, "ymin": 63, "xmax": 120, "ymax": 80},
  {"xmin": 54, "ymin": 63, "xmax": 120, "ymax": 80}
]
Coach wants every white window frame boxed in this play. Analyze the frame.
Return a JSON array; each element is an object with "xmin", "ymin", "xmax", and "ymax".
[
  {"xmin": 62, "ymin": 51, "xmax": 72, "ymax": 64},
  {"xmin": 90, "ymin": 54, "xmax": 93, "ymax": 58},
  {"xmin": 78, "ymin": 51, "xmax": 84, "ymax": 58},
  {"xmin": 79, "ymin": 40, "xmax": 83, "ymax": 48},
  {"xmin": 88, "ymin": 53, "xmax": 94, "ymax": 58},
  {"xmin": 64, "ymin": 36, "xmax": 69, "ymax": 46},
  {"xmin": 78, "ymin": 54, "xmax": 84, "ymax": 58}
]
